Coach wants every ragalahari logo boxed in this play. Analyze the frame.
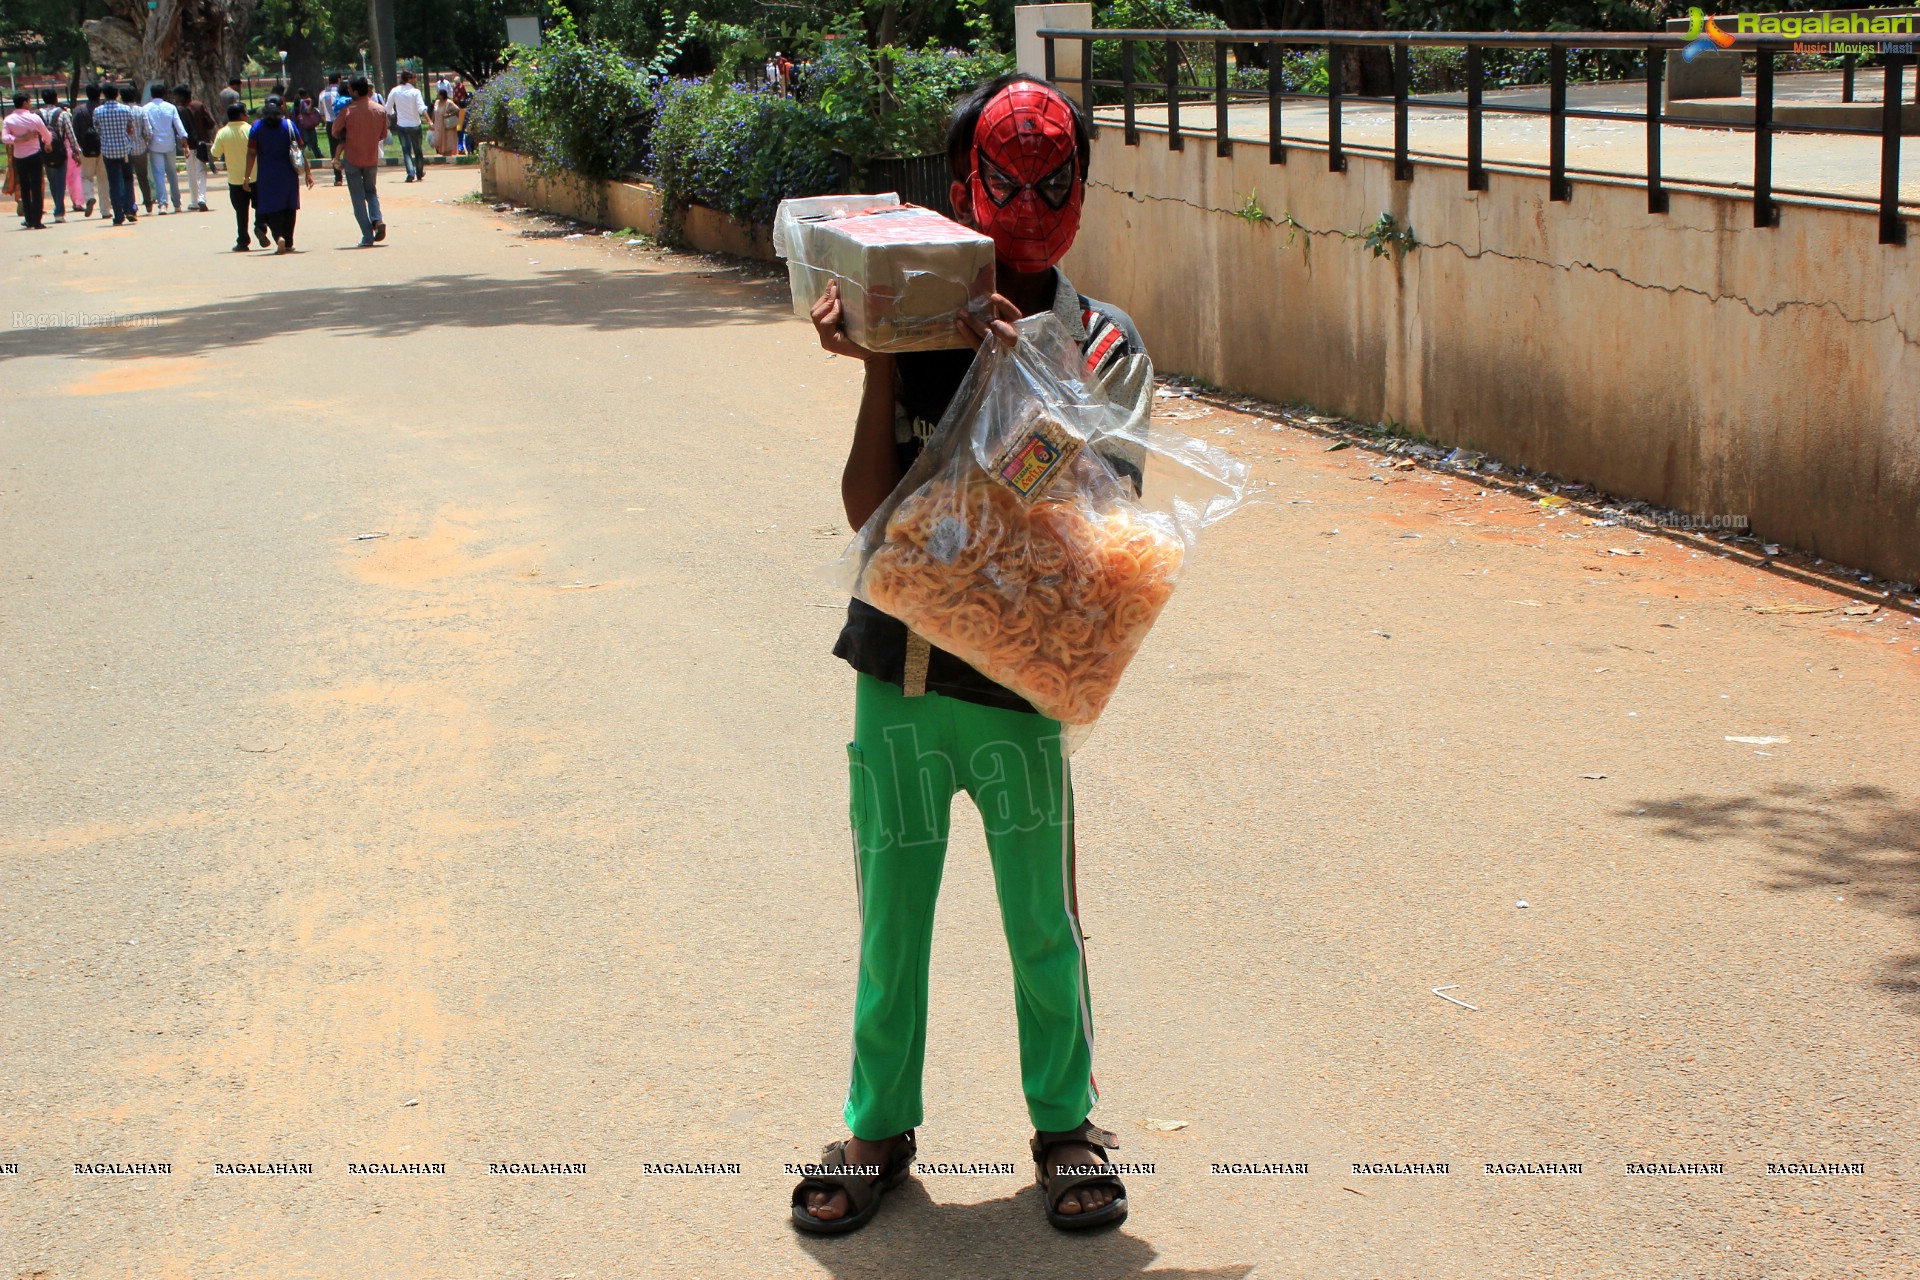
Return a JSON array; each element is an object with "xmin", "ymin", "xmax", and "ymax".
[{"xmin": 1684, "ymin": 8, "xmax": 1737, "ymax": 61}]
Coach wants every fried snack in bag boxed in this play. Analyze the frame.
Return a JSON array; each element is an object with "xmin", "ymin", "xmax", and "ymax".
[{"xmin": 827, "ymin": 312, "xmax": 1250, "ymax": 733}]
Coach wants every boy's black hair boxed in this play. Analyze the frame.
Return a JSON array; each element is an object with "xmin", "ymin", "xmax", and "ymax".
[
  {"xmin": 11, "ymin": 91, "xmax": 26, "ymax": 109},
  {"xmin": 102, "ymin": 83, "xmax": 120, "ymax": 100},
  {"xmin": 174, "ymin": 84, "xmax": 190, "ymax": 99},
  {"xmin": 945, "ymin": 73, "xmax": 1091, "ymax": 183},
  {"xmin": 225, "ymin": 103, "xmax": 245, "ymax": 120},
  {"xmin": 42, "ymin": 86, "xmax": 60, "ymax": 104},
  {"xmin": 85, "ymin": 83, "xmax": 102, "ymax": 101}
]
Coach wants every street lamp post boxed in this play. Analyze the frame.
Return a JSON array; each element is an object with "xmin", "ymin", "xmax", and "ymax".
[
  {"xmin": 278, "ymin": 50, "xmax": 288, "ymax": 92},
  {"xmin": 6, "ymin": 62, "xmax": 15, "ymax": 96}
]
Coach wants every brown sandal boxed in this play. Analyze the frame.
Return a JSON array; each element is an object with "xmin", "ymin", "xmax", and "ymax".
[
  {"xmin": 1031, "ymin": 1119, "xmax": 1129, "ymax": 1231},
  {"xmin": 789, "ymin": 1130, "xmax": 916, "ymax": 1235}
]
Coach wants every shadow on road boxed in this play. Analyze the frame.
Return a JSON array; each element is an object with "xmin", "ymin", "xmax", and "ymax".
[
  {"xmin": 1628, "ymin": 783, "xmax": 1920, "ymax": 1012},
  {"xmin": 0, "ymin": 267, "xmax": 783, "ymax": 364},
  {"xmin": 794, "ymin": 1180, "xmax": 1254, "ymax": 1280}
]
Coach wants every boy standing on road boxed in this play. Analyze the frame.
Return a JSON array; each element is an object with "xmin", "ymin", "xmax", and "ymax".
[{"xmin": 790, "ymin": 75, "xmax": 1154, "ymax": 1238}]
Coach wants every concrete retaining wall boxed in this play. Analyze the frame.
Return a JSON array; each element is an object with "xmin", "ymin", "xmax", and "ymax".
[
  {"xmin": 1063, "ymin": 133, "xmax": 1920, "ymax": 583},
  {"xmin": 478, "ymin": 145, "xmax": 774, "ymax": 259}
]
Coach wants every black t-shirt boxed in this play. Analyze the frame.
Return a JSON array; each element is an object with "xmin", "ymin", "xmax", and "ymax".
[{"xmin": 832, "ymin": 275, "xmax": 1148, "ymax": 714}]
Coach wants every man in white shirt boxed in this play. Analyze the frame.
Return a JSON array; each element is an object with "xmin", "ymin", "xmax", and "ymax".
[
  {"xmin": 385, "ymin": 70, "xmax": 427, "ymax": 182},
  {"xmin": 142, "ymin": 84, "xmax": 188, "ymax": 213}
]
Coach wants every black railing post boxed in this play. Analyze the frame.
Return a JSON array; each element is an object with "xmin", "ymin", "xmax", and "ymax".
[
  {"xmin": 1166, "ymin": 38, "xmax": 1183, "ymax": 152},
  {"xmin": 1842, "ymin": 52, "xmax": 1855, "ymax": 103},
  {"xmin": 1123, "ymin": 39, "xmax": 1138, "ymax": 146},
  {"xmin": 1646, "ymin": 45, "xmax": 1668, "ymax": 213},
  {"xmin": 1083, "ymin": 36, "xmax": 1095, "ymax": 127},
  {"xmin": 1045, "ymin": 35, "xmax": 1056, "ymax": 89},
  {"xmin": 1268, "ymin": 41, "xmax": 1285, "ymax": 164},
  {"xmin": 1883, "ymin": 54, "xmax": 1908, "ymax": 246},
  {"xmin": 1466, "ymin": 43, "xmax": 1486, "ymax": 191},
  {"xmin": 1216, "ymin": 40, "xmax": 1232, "ymax": 157},
  {"xmin": 1754, "ymin": 48, "xmax": 1777, "ymax": 227},
  {"xmin": 1549, "ymin": 44, "xmax": 1569, "ymax": 201},
  {"xmin": 1393, "ymin": 41, "xmax": 1411, "ymax": 180},
  {"xmin": 1327, "ymin": 41, "xmax": 1346, "ymax": 172}
]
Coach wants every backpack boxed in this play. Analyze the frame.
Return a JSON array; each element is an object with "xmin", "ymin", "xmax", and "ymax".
[
  {"xmin": 37, "ymin": 105, "xmax": 69, "ymax": 161},
  {"xmin": 72, "ymin": 102, "xmax": 99, "ymax": 154}
]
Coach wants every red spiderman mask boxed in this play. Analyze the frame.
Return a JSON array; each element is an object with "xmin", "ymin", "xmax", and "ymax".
[{"xmin": 966, "ymin": 83, "xmax": 1083, "ymax": 273}]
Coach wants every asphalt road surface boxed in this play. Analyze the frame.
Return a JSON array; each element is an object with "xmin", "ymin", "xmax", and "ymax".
[{"xmin": 3, "ymin": 170, "xmax": 1917, "ymax": 1279}]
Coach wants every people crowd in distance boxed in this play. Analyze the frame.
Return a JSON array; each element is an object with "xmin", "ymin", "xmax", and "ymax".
[{"xmin": 6, "ymin": 70, "xmax": 473, "ymax": 249}]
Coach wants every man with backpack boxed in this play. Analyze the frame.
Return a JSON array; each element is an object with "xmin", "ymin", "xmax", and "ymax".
[
  {"xmin": 71, "ymin": 84, "xmax": 104, "ymax": 217},
  {"xmin": 37, "ymin": 87, "xmax": 79, "ymax": 223}
]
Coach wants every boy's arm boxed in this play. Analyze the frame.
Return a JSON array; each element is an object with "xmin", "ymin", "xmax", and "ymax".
[
  {"xmin": 841, "ymin": 356, "xmax": 901, "ymax": 531},
  {"xmin": 811, "ymin": 280, "xmax": 905, "ymax": 530}
]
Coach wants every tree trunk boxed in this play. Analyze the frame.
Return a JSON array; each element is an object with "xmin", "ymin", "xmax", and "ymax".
[
  {"xmin": 367, "ymin": 0, "xmax": 397, "ymax": 94},
  {"xmin": 1323, "ymin": 0, "xmax": 1393, "ymax": 98},
  {"xmin": 83, "ymin": 0, "xmax": 256, "ymax": 106}
]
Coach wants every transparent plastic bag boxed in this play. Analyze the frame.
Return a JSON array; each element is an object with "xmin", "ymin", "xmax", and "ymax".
[{"xmin": 827, "ymin": 311, "xmax": 1250, "ymax": 730}]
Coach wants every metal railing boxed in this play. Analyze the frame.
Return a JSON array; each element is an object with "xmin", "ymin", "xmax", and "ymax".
[{"xmin": 1038, "ymin": 29, "xmax": 1913, "ymax": 245}]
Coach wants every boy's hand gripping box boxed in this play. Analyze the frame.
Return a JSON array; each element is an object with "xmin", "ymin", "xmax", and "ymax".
[{"xmin": 774, "ymin": 194, "xmax": 997, "ymax": 353}]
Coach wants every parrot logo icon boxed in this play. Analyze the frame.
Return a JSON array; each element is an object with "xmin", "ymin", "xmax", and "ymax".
[{"xmin": 1683, "ymin": 8, "xmax": 1737, "ymax": 62}]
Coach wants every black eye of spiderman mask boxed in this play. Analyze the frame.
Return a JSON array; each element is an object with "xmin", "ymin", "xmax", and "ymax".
[{"xmin": 967, "ymin": 82, "xmax": 1083, "ymax": 273}]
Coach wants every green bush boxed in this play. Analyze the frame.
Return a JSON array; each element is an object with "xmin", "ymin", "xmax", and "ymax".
[
  {"xmin": 1091, "ymin": 0, "xmax": 1226, "ymax": 104},
  {"xmin": 473, "ymin": 23, "xmax": 1011, "ymax": 240},
  {"xmin": 647, "ymin": 80, "xmax": 843, "ymax": 227},
  {"xmin": 796, "ymin": 39, "xmax": 1013, "ymax": 171},
  {"xmin": 518, "ymin": 15, "xmax": 656, "ymax": 181}
]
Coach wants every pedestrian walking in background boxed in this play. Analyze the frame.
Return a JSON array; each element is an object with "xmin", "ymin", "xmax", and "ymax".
[
  {"xmin": 127, "ymin": 88, "xmax": 154, "ymax": 214},
  {"xmin": 176, "ymin": 85, "xmax": 215, "ymax": 212},
  {"xmin": 293, "ymin": 91, "xmax": 322, "ymax": 163},
  {"xmin": 91, "ymin": 83, "xmax": 138, "ymax": 225},
  {"xmin": 387, "ymin": 70, "xmax": 427, "ymax": 182},
  {"xmin": 318, "ymin": 73, "xmax": 343, "ymax": 180},
  {"xmin": 144, "ymin": 83, "xmax": 188, "ymax": 214},
  {"xmin": 73, "ymin": 84, "xmax": 104, "ymax": 218},
  {"xmin": 452, "ymin": 78, "xmax": 471, "ymax": 153},
  {"xmin": 246, "ymin": 95, "xmax": 310, "ymax": 253},
  {"xmin": 210, "ymin": 102, "xmax": 253, "ymax": 250},
  {"xmin": 37, "ymin": 87, "xmax": 78, "ymax": 224},
  {"xmin": 333, "ymin": 76, "xmax": 387, "ymax": 248},
  {"xmin": 4, "ymin": 92, "xmax": 54, "ymax": 230},
  {"xmin": 218, "ymin": 78, "xmax": 242, "ymax": 115},
  {"xmin": 430, "ymin": 89, "xmax": 457, "ymax": 158}
]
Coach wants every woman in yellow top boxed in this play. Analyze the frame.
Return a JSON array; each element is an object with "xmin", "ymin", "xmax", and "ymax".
[{"xmin": 208, "ymin": 103, "xmax": 256, "ymax": 252}]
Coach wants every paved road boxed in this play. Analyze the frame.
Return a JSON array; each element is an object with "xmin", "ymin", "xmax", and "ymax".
[{"xmin": 3, "ymin": 170, "xmax": 1917, "ymax": 1278}]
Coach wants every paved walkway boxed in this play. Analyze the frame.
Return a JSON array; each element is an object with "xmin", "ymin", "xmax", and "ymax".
[
  {"xmin": 3, "ymin": 169, "xmax": 1918, "ymax": 1278},
  {"xmin": 1099, "ymin": 70, "xmax": 1920, "ymax": 203}
]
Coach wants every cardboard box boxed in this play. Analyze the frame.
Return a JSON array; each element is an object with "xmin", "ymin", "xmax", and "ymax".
[{"xmin": 775, "ymin": 196, "xmax": 996, "ymax": 353}]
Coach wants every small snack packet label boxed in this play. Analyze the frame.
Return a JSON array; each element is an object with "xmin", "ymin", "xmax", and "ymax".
[{"xmin": 989, "ymin": 412, "xmax": 1083, "ymax": 503}]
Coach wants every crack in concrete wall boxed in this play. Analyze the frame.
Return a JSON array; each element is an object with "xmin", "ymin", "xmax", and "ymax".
[{"xmin": 1090, "ymin": 177, "xmax": 1919, "ymax": 347}]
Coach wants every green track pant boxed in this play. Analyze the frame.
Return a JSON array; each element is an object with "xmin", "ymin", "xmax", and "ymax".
[{"xmin": 844, "ymin": 672, "xmax": 1097, "ymax": 1139}]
